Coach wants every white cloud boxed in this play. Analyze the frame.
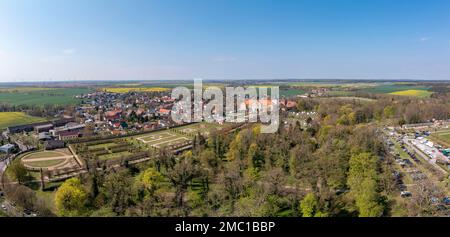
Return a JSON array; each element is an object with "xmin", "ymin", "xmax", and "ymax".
[
  {"xmin": 212, "ymin": 56, "xmax": 237, "ymax": 62},
  {"xmin": 419, "ymin": 37, "xmax": 430, "ymax": 42},
  {"xmin": 62, "ymin": 48, "xmax": 76, "ymax": 55}
]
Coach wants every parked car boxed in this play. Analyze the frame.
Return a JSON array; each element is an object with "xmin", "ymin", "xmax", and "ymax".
[
  {"xmin": 400, "ymin": 191, "xmax": 412, "ymax": 198},
  {"xmin": 436, "ymin": 205, "xmax": 447, "ymax": 212},
  {"xmin": 398, "ymin": 184, "xmax": 407, "ymax": 191},
  {"xmin": 24, "ymin": 209, "xmax": 32, "ymax": 215},
  {"xmin": 443, "ymin": 197, "xmax": 450, "ymax": 205},
  {"xmin": 402, "ymin": 159, "xmax": 413, "ymax": 166}
]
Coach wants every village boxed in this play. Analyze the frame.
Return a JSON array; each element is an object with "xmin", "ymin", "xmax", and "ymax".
[
  {"xmin": 0, "ymin": 89, "xmax": 300, "ymax": 188},
  {"xmin": 1, "ymin": 89, "xmax": 299, "ymax": 150}
]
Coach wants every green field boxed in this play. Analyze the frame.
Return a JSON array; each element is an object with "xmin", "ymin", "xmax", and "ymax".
[
  {"xmin": 285, "ymin": 82, "xmax": 378, "ymax": 89},
  {"xmin": 103, "ymin": 87, "xmax": 170, "ymax": 93},
  {"xmin": 438, "ymin": 133, "xmax": 450, "ymax": 143},
  {"xmin": 323, "ymin": 96, "xmax": 376, "ymax": 102},
  {"xmin": 280, "ymin": 88, "xmax": 306, "ymax": 97},
  {"xmin": 0, "ymin": 88, "xmax": 93, "ymax": 106},
  {"xmin": 0, "ymin": 112, "xmax": 47, "ymax": 129},
  {"xmin": 0, "ymin": 87, "xmax": 59, "ymax": 93}
]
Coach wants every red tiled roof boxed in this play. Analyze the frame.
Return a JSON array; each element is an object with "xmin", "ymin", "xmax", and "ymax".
[
  {"xmin": 159, "ymin": 108, "xmax": 171, "ymax": 114},
  {"xmin": 105, "ymin": 109, "xmax": 122, "ymax": 117},
  {"xmin": 286, "ymin": 101, "xmax": 297, "ymax": 108},
  {"xmin": 244, "ymin": 99, "xmax": 273, "ymax": 106}
]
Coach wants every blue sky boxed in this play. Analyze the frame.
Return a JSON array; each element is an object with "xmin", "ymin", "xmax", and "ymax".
[{"xmin": 0, "ymin": 0, "xmax": 449, "ymax": 81}]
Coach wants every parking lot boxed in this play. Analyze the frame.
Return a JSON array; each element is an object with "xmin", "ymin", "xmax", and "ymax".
[
  {"xmin": 404, "ymin": 136, "xmax": 448, "ymax": 175},
  {"xmin": 384, "ymin": 128, "xmax": 449, "ymax": 213}
]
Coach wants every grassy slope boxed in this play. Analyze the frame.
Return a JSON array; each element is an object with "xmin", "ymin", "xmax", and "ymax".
[{"xmin": 0, "ymin": 112, "xmax": 47, "ymax": 129}]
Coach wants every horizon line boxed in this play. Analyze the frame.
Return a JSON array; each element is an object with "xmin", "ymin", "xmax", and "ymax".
[{"xmin": 1, "ymin": 78, "xmax": 450, "ymax": 84}]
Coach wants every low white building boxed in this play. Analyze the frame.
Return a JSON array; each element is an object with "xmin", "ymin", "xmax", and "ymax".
[{"xmin": 0, "ymin": 144, "xmax": 15, "ymax": 153}]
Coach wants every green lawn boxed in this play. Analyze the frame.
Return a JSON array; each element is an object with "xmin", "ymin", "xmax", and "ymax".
[
  {"xmin": 87, "ymin": 142, "xmax": 118, "ymax": 150},
  {"xmin": 436, "ymin": 132, "xmax": 450, "ymax": 144},
  {"xmin": 139, "ymin": 132, "xmax": 176, "ymax": 142},
  {"xmin": 97, "ymin": 151, "xmax": 132, "ymax": 161},
  {"xmin": 25, "ymin": 159, "xmax": 66, "ymax": 168},
  {"xmin": 0, "ymin": 112, "xmax": 47, "ymax": 129},
  {"xmin": 172, "ymin": 122, "xmax": 226, "ymax": 135},
  {"xmin": 23, "ymin": 151, "xmax": 66, "ymax": 160},
  {"xmin": 0, "ymin": 88, "xmax": 93, "ymax": 106},
  {"xmin": 431, "ymin": 131, "xmax": 450, "ymax": 147}
]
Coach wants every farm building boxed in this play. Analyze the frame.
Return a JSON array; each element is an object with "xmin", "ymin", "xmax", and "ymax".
[
  {"xmin": 7, "ymin": 121, "xmax": 51, "ymax": 134},
  {"xmin": 7, "ymin": 118, "xmax": 74, "ymax": 134},
  {"xmin": 52, "ymin": 118, "xmax": 75, "ymax": 127},
  {"xmin": 50, "ymin": 123, "xmax": 86, "ymax": 136},
  {"xmin": 45, "ymin": 140, "xmax": 65, "ymax": 150},
  {"xmin": 402, "ymin": 122, "xmax": 434, "ymax": 130},
  {"xmin": 38, "ymin": 132, "xmax": 52, "ymax": 141},
  {"xmin": 158, "ymin": 108, "xmax": 171, "ymax": 116},
  {"xmin": 58, "ymin": 131, "xmax": 81, "ymax": 140},
  {"xmin": 34, "ymin": 124, "xmax": 54, "ymax": 133}
]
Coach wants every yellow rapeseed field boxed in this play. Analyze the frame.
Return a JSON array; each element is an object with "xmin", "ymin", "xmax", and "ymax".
[{"xmin": 389, "ymin": 89, "xmax": 432, "ymax": 98}]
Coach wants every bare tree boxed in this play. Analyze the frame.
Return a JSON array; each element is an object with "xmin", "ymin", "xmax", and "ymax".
[{"xmin": 408, "ymin": 179, "xmax": 445, "ymax": 216}]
